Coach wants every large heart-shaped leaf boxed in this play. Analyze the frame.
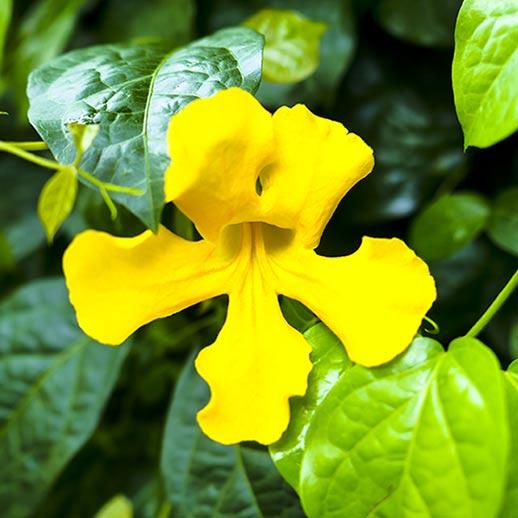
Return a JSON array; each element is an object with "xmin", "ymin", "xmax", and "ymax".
[
  {"xmin": 452, "ymin": 0, "xmax": 518, "ymax": 148},
  {"xmin": 160, "ymin": 351, "xmax": 304, "ymax": 517},
  {"xmin": 0, "ymin": 278, "xmax": 129, "ymax": 517},
  {"xmin": 272, "ymin": 330, "xmax": 509, "ymax": 518},
  {"xmin": 28, "ymin": 27, "xmax": 264, "ymax": 230}
]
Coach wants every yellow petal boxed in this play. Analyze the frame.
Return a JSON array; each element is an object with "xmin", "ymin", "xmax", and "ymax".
[
  {"xmin": 273, "ymin": 237, "xmax": 436, "ymax": 366},
  {"xmin": 195, "ymin": 263, "xmax": 312, "ymax": 445},
  {"xmin": 63, "ymin": 226, "xmax": 229, "ymax": 344},
  {"xmin": 165, "ymin": 88, "xmax": 274, "ymax": 242},
  {"xmin": 260, "ymin": 104, "xmax": 374, "ymax": 249}
]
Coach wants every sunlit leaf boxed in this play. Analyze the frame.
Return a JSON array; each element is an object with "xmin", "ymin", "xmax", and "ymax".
[
  {"xmin": 409, "ymin": 192, "xmax": 490, "ymax": 262},
  {"xmin": 452, "ymin": 0, "xmax": 518, "ymax": 148},
  {"xmin": 0, "ymin": 279, "xmax": 130, "ymax": 517},
  {"xmin": 37, "ymin": 165, "xmax": 78, "ymax": 242},
  {"xmin": 0, "ymin": 0, "xmax": 11, "ymax": 70},
  {"xmin": 67, "ymin": 123, "xmax": 100, "ymax": 156},
  {"xmin": 488, "ymin": 188, "xmax": 518, "ymax": 257},
  {"xmin": 245, "ymin": 8, "xmax": 326, "ymax": 83},
  {"xmin": 95, "ymin": 495, "xmax": 133, "ymax": 518},
  {"xmin": 28, "ymin": 28, "xmax": 264, "ymax": 230}
]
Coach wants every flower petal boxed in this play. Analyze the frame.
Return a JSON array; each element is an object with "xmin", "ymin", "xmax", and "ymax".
[
  {"xmin": 165, "ymin": 88, "xmax": 274, "ymax": 242},
  {"xmin": 63, "ymin": 226, "xmax": 229, "ymax": 344},
  {"xmin": 195, "ymin": 271, "xmax": 312, "ymax": 445},
  {"xmin": 273, "ymin": 237, "xmax": 436, "ymax": 366},
  {"xmin": 260, "ymin": 104, "xmax": 374, "ymax": 249}
]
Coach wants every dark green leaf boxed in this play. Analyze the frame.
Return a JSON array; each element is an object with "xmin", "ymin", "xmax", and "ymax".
[
  {"xmin": 28, "ymin": 27, "xmax": 264, "ymax": 230},
  {"xmin": 0, "ymin": 278, "xmax": 130, "ymax": 517},
  {"xmin": 270, "ymin": 324, "xmax": 351, "ymax": 490},
  {"xmin": 452, "ymin": 0, "xmax": 518, "ymax": 148},
  {"xmin": 488, "ymin": 188, "xmax": 518, "ymax": 257},
  {"xmin": 6, "ymin": 0, "xmax": 87, "ymax": 115},
  {"xmin": 335, "ymin": 49, "xmax": 466, "ymax": 223},
  {"xmin": 376, "ymin": 0, "xmax": 463, "ymax": 47},
  {"xmin": 409, "ymin": 192, "xmax": 490, "ymax": 262},
  {"xmin": 160, "ymin": 351, "xmax": 304, "ymax": 517},
  {"xmin": 501, "ymin": 362, "xmax": 518, "ymax": 516},
  {"xmin": 244, "ymin": 8, "xmax": 326, "ymax": 84},
  {"xmin": 280, "ymin": 298, "xmax": 318, "ymax": 334},
  {"xmin": 100, "ymin": 0, "xmax": 195, "ymax": 47}
]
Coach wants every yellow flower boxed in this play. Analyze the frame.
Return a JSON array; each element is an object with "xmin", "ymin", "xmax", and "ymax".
[{"xmin": 63, "ymin": 88, "xmax": 436, "ymax": 445}]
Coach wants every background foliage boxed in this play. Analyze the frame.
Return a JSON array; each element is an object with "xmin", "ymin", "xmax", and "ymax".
[{"xmin": 0, "ymin": 0, "xmax": 516, "ymax": 517}]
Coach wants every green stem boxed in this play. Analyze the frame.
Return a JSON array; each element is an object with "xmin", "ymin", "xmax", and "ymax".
[
  {"xmin": 3, "ymin": 141, "xmax": 49, "ymax": 151},
  {"xmin": 0, "ymin": 141, "xmax": 59, "ymax": 170},
  {"xmin": 78, "ymin": 169, "xmax": 143, "ymax": 195},
  {"xmin": 467, "ymin": 269, "xmax": 518, "ymax": 337}
]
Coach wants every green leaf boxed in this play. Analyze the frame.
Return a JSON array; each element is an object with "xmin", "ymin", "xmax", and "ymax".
[
  {"xmin": 452, "ymin": 0, "xmax": 518, "ymax": 148},
  {"xmin": 409, "ymin": 192, "xmax": 490, "ymax": 262},
  {"xmin": 160, "ymin": 351, "xmax": 304, "ymax": 517},
  {"xmin": 0, "ymin": 278, "xmax": 130, "ymax": 517},
  {"xmin": 334, "ymin": 49, "xmax": 466, "ymax": 223},
  {"xmin": 0, "ymin": 155, "xmax": 45, "ymax": 263},
  {"xmin": 6, "ymin": 0, "xmax": 87, "ymax": 116},
  {"xmin": 488, "ymin": 188, "xmax": 518, "ymax": 257},
  {"xmin": 28, "ymin": 27, "xmax": 264, "ymax": 230},
  {"xmin": 67, "ymin": 123, "xmax": 100, "ymax": 156},
  {"xmin": 376, "ymin": 0, "xmax": 463, "ymax": 47},
  {"xmin": 244, "ymin": 8, "xmax": 326, "ymax": 83},
  {"xmin": 0, "ymin": 232, "xmax": 14, "ymax": 272},
  {"xmin": 95, "ymin": 495, "xmax": 133, "ymax": 518},
  {"xmin": 501, "ymin": 363, "xmax": 518, "ymax": 516},
  {"xmin": 270, "ymin": 324, "xmax": 351, "ymax": 490},
  {"xmin": 101, "ymin": 0, "xmax": 195, "ymax": 48},
  {"xmin": 272, "ymin": 334, "xmax": 509, "ymax": 517},
  {"xmin": 37, "ymin": 165, "xmax": 78, "ymax": 242},
  {"xmin": 0, "ymin": 0, "xmax": 11, "ymax": 70},
  {"xmin": 280, "ymin": 298, "xmax": 318, "ymax": 334}
]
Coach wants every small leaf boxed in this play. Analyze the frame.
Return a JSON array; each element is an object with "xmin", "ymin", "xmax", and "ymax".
[
  {"xmin": 37, "ymin": 165, "xmax": 78, "ymax": 242},
  {"xmin": 67, "ymin": 122, "xmax": 100, "ymax": 156},
  {"xmin": 0, "ymin": 278, "xmax": 130, "ymax": 517},
  {"xmin": 95, "ymin": 495, "xmax": 133, "ymax": 518},
  {"xmin": 160, "ymin": 351, "xmax": 304, "ymax": 517},
  {"xmin": 452, "ymin": 0, "xmax": 518, "ymax": 148},
  {"xmin": 488, "ymin": 188, "xmax": 518, "ymax": 257},
  {"xmin": 28, "ymin": 27, "xmax": 264, "ymax": 230},
  {"xmin": 244, "ymin": 8, "xmax": 326, "ymax": 83},
  {"xmin": 409, "ymin": 192, "xmax": 490, "ymax": 262},
  {"xmin": 376, "ymin": 0, "xmax": 463, "ymax": 47}
]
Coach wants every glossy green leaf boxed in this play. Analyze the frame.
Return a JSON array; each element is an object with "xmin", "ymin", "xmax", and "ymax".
[
  {"xmin": 488, "ymin": 188, "xmax": 518, "ymax": 257},
  {"xmin": 335, "ymin": 49, "xmax": 466, "ymax": 223},
  {"xmin": 95, "ymin": 495, "xmax": 133, "ymax": 518},
  {"xmin": 280, "ymin": 298, "xmax": 318, "ymax": 334},
  {"xmin": 272, "ymin": 333, "xmax": 509, "ymax": 518},
  {"xmin": 409, "ymin": 192, "xmax": 490, "ymax": 262},
  {"xmin": 160, "ymin": 351, "xmax": 304, "ymax": 517},
  {"xmin": 244, "ymin": 8, "xmax": 326, "ymax": 83},
  {"xmin": 101, "ymin": 0, "xmax": 195, "ymax": 47},
  {"xmin": 376, "ymin": 0, "xmax": 462, "ymax": 47},
  {"xmin": 500, "ymin": 361, "xmax": 518, "ymax": 516},
  {"xmin": 6, "ymin": 0, "xmax": 87, "ymax": 115},
  {"xmin": 0, "ymin": 278, "xmax": 130, "ymax": 517},
  {"xmin": 452, "ymin": 0, "xmax": 518, "ymax": 148},
  {"xmin": 270, "ymin": 324, "xmax": 351, "ymax": 490},
  {"xmin": 28, "ymin": 28, "xmax": 264, "ymax": 230},
  {"xmin": 37, "ymin": 166, "xmax": 78, "ymax": 242},
  {"xmin": 0, "ymin": 0, "xmax": 11, "ymax": 70}
]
